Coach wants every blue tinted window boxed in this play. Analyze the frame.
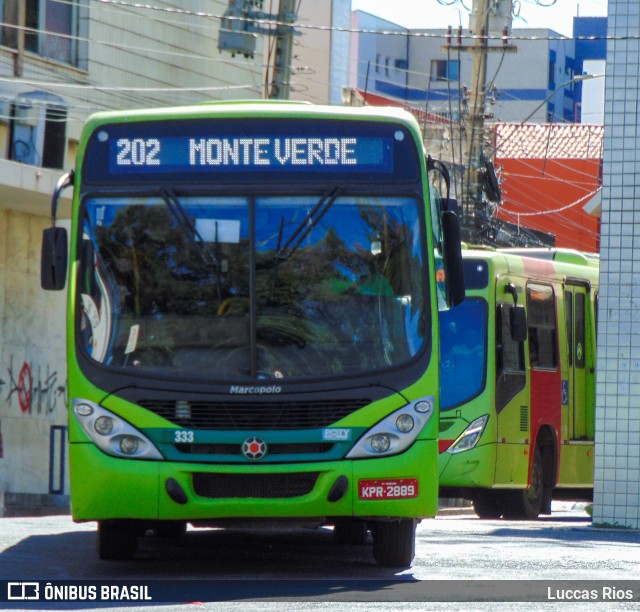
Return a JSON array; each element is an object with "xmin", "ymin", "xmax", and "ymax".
[{"xmin": 439, "ymin": 299, "xmax": 487, "ymax": 410}]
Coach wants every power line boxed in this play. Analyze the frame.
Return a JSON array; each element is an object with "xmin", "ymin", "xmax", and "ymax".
[{"xmin": 95, "ymin": 0, "xmax": 622, "ymax": 43}]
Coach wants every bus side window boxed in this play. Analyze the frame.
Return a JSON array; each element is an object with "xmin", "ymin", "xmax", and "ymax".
[
  {"xmin": 565, "ymin": 291, "xmax": 573, "ymax": 367},
  {"xmin": 496, "ymin": 303, "xmax": 525, "ymax": 413},
  {"xmin": 575, "ymin": 292, "xmax": 586, "ymax": 368},
  {"xmin": 526, "ymin": 284, "xmax": 557, "ymax": 369}
]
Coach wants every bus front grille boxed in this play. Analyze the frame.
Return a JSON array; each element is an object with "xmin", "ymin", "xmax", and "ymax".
[
  {"xmin": 176, "ymin": 443, "xmax": 334, "ymax": 456},
  {"xmin": 138, "ymin": 398, "xmax": 370, "ymax": 430},
  {"xmin": 192, "ymin": 472, "xmax": 320, "ymax": 499}
]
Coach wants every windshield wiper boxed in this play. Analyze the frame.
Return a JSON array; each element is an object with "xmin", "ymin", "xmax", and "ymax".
[
  {"xmin": 157, "ymin": 187, "xmax": 222, "ymax": 305},
  {"xmin": 157, "ymin": 187, "xmax": 219, "ymax": 268},
  {"xmin": 270, "ymin": 186, "xmax": 344, "ymax": 300},
  {"xmin": 274, "ymin": 186, "xmax": 344, "ymax": 263}
]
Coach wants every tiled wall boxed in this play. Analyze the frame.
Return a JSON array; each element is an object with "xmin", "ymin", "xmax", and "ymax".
[{"xmin": 593, "ymin": 0, "xmax": 640, "ymax": 529}]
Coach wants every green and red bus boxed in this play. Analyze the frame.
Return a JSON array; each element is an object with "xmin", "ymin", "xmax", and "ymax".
[
  {"xmin": 40, "ymin": 101, "xmax": 463, "ymax": 566},
  {"xmin": 438, "ymin": 247, "xmax": 599, "ymax": 518}
]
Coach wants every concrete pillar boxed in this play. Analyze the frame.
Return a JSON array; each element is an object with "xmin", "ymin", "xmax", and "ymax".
[{"xmin": 593, "ymin": 0, "xmax": 640, "ymax": 529}]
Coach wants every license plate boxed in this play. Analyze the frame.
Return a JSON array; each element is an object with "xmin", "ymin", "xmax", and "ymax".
[{"xmin": 358, "ymin": 478, "xmax": 419, "ymax": 500}]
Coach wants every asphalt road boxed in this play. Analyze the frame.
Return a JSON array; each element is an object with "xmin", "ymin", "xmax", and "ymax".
[{"xmin": 1, "ymin": 503, "xmax": 639, "ymax": 610}]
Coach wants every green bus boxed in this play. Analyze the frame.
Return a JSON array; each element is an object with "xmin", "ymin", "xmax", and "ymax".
[
  {"xmin": 438, "ymin": 248, "xmax": 599, "ymax": 518},
  {"xmin": 41, "ymin": 101, "xmax": 463, "ymax": 566}
]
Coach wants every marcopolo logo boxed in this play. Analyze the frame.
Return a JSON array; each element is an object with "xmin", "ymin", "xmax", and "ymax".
[{"xmin": 229, "ymin": 385, "xmax": 282, "ymax": 395}]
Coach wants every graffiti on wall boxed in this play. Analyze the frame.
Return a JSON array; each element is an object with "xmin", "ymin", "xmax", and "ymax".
[{"xmin": 1, "ymin": 356, "xmax": 67, "ymax": 415}]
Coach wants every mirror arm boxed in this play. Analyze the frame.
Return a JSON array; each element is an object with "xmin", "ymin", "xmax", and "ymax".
[
  {"xmin": 51, "ymin": 170, "xmax": 75, "ymax": 226},
  {"xmin": 427, "ymin": 155, "xmax": 451, "ymax": 201},
  {"xmin": 505, "ymin": 282, "xmax": 518, "ymax": 305}
]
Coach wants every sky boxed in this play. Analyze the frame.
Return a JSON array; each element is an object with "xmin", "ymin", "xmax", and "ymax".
[{"xmin": 350, "ymin": 0, "xmax": 608, "ymax": 37}]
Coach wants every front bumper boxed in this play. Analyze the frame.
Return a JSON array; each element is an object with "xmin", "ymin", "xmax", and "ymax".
[{"xmin": 69, "ymin": 439, "xmax": 438, "ymax": 522}]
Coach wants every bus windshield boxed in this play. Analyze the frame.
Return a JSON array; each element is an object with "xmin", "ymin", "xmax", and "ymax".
[
  {"xmin": 439, "ymin": 299, "xmax": 487, "ymax": 409},
  {"xmin": 79, "ymin": 193, "xmax": 426, "ymax": 381}
]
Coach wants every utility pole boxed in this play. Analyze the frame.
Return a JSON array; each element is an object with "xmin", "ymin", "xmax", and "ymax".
[
  {"xmin": 217, "ymin": 0, "xmax": 299, "ymax": 100},
  {"xmin": 443, "ymin": 0, "xmax": 515, "ymax": 244},
  {"xmin": 14, "ymin": 0, "xmax": 26, "ymax": 77},
  {"xmin": 463, "ymin": 0, "xmax": 490, "ymax": 244},
  {"xmin": 268, "ymin": 0, "xmax": 298, "ymax": 99}
]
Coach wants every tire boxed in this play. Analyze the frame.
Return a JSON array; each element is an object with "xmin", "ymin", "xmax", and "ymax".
[
  {"xmin": 152, "ymin": 521, "xmax": 187, "ymax": 538},
  {"xmin": 372, "ymin": 519, "xmax": 416, "ymax": 568},
  {"xmin": 503, "ymin": 447, "xmax": 544, "ymax": 519},
  {"xmin": 96, "ymin": 520, "xmax": 140, "ymax": 560},
  {"xmin": 333, "ymin": 519, "xmax": 369, "ymax": 545},
  {"xmin": 473, "ymin": 490, "xmax": 504, "ymax": 519}
]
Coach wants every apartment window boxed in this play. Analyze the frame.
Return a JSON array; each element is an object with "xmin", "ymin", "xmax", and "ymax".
[
  {"xmin": 1, "ymin": 0, "xmax": 87, "ymax": 68},
  {"xmin": 430, "ymin": 59, "xmax": 459, "ymax": 82}
]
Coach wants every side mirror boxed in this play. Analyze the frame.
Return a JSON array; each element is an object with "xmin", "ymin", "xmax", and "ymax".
[
  {"xmin": 41, "ymin": 226, "xmax": 68, "ymax": 291},
  {"xmin": 441, "ymin": 210, "xmax": 465, "ymax": 307},
  {"xmin": 41, "ymin": 170, "xmax": 74, "ymax": 291},
  {"xmin": 510, "ymin": 304, "xmax": 527, "ymax": 343}
]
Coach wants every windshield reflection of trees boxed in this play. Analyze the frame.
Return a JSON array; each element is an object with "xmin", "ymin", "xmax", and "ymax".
[{"xmin": 90, "ymin": 199, "xmax": 424, "ymax": 380}]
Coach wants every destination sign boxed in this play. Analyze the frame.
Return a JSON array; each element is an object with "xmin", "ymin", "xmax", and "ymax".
[
  {"xmin": 82, "ymin": 118, "xmax": 420, "ymax": 184},
  {"xmin": 109, "ymin": 135, "xmax": 389, "ymax": 174}
]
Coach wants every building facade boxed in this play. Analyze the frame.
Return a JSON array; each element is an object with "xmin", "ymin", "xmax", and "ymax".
[
  {"xmin": 493, "ymin": 123, "xmax": 602, "ymax": 251},
  {"xmin": 290, "ymin": 0, "xmax": 350, "ymax": 105},
  {"xmin": 351, "ymin": 12, "xmax": 610, "ymax": 125}
]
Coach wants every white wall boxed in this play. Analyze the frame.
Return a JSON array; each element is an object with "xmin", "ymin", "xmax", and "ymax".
[{"xmin": 0, "ymin": 210, "xmax": 69, "ymax": 506}]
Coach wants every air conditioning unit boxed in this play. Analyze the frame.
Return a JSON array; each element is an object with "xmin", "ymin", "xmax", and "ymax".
[
  {"xmin": 14, "ymin": 103, "xmax": 40, "ymax": 127},
  {"xmin": 218, "ymin": 29, "xmax": 257, "ymax": 58}
]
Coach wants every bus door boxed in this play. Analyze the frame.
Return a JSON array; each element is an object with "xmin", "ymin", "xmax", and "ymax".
[{"xmin": 564, "ymin": 283, "xmax": 593, "ymax": 441}]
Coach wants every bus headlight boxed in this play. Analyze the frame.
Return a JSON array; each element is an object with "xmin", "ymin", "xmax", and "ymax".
[
  {"xmin": 72, "ymin": 398, "xmax": 164, "ymax": 460},
  {"xmin": 396, "ymin": 414, "xmax": 415, "ymax": 433},
  {"xmin": 119, "ymin": 435, "xmax": 140, "ymax": 455},
  {"xmin": 447, "ymin": 415, "xmax": 489, "ymax": 454},
  {"xmin": 94, "ymin": 416, "xmax": 114, "ymax": 436},
  {"xmin": 346, "ymin": 397, "xmax": 435, "ymax": 459},
  {"xmin": 370, "ymin": 434, "xmax": 391, "ymax": 453}
]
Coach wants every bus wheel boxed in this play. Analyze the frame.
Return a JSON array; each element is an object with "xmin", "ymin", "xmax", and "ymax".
[
  {"xmin": 472, "ymin": 491, "xmax": 503, "ymax": 519},
  {"xmin": 96, "ymin": 520, "xmax": 139, "ymax": 560},
  {"xmin": 152, "ymin": 521, "xmax": 187, "ymax": 538},
  {"xmin": 503, "ymin": 447, "xmax": 544, "ymax": 519},
  {"xmin": 372, "ymin": 519, "xmax": 416, "ymax": 567},
  {"xmin": 333, "ymin": 519, "xmax": 369, "ymax": 545}
]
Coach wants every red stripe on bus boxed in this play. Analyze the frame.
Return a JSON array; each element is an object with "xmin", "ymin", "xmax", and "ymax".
[{"xmin": 439, "ymin": 440, "xmax": 454, "ymax": 454}]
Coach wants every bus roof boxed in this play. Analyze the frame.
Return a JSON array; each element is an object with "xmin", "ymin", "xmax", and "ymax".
[
  {"xmin": 82, "ymin": 101, "xmax": 422, "ymax": 131},
  {"xmin": 461, "ymin": 247, "xmax": 600, "ymax": 287},
  {"xmin": 498, "ymin": 247, "xmax": 599, "ymax": 269}
]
